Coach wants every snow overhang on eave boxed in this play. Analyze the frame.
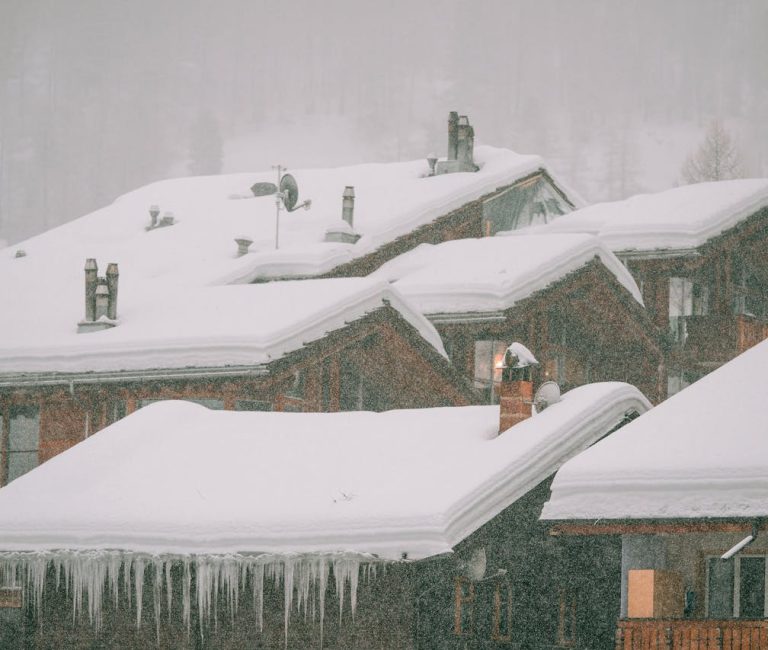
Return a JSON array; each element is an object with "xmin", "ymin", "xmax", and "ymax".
[
  {"xmin": 0, "ymin": 364, "xmax": 270, "ymax": 388},
  {"xmin": 616, "ymin": 247, "xmax": 702, "ymax": 262},
  {"xmin": 426, "ymin": 311, "xmax": 507, "ymax": 325}
]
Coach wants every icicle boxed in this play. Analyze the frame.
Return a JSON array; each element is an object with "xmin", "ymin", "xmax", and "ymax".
[
  {"xmin": 318, "ymin": 558, "xmax": 329, "ymax": 649},
  {"xmin": 283, "ymin": 558, "xmax": 294, "ymax": 650},
  {"xmin": 165, "ymin": 560, "xmax": 173, "ymax": 624},
  {"xmin": 252, "ymin": 563, "xmax": 264, "ymax": 633},
  {"xmin": 182, "ymin": 559, "xmax": 191, "ymax": 636},
  {"xmin": 134, "ymin": 557, "xmax": 145, "ymax": 629},
  {"xmin": 153, "ymin": 559, "xmax": 163, "ymax": 644}
]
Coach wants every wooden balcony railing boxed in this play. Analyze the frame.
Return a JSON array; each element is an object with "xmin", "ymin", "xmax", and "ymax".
[{"xmin": 617, "ymin": 620, "xmax": 768, "ymax": 650}]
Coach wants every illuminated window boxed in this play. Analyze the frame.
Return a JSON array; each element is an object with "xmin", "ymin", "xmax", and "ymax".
[
  {"xmin": 492, "ymin": 579, "xmax": 512, "ymax": 641},
  {"xmin": 474, "ymin": 340, "xmax": 508, "ymax": 404},
  {"xmin": 454, "ymin": 577, "xmax": 475, "ymax": 637}
]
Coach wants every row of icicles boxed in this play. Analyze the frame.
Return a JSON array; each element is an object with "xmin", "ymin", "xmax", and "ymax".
[{"xmin": 0, "ymin": 551, "xmax": 383, "ymax": 647}]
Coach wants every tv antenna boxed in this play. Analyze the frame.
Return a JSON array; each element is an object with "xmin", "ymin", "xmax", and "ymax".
[{"xmin": 250, "ymin": 166, "xmax": 312, "ymax": 249}]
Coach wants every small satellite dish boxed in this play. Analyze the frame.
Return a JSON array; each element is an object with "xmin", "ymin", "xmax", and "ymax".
[
  {"xmin": 534, "ymin": 381, "xmax": 561, "ymax": 413},
  {"xmin": 458, "ymin": 548, "xmax": 487, "ymax": 582},
  {"xmin": 250, "ymin": 182, "xmax": 278, "ymax": 197},
  {"xmin": 279, "ymin": 173, "xmax": 299, "ymax": 211}
]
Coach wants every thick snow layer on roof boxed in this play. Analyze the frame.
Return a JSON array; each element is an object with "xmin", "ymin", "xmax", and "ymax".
[
  {"xmin": 542, "ymin": 339, "xmax": 768, "ymax": 521},
  {"xmin": 0, "ymin": 383, "xmax": 649, "ymax": 559},
  {"xmin": 520, "ymin": 179, "xmax": 768, "ymax": 253},
  {"xmin": 371, "ymin": 233, "xmax": 642, "ymax": 314},
  {"xmin": 0, "ymin": 278, "xmax": 446, "ymax": 374}
]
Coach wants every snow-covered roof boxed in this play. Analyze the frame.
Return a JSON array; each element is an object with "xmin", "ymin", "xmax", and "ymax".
[
  {"xmin": 541, "ymin": 339, "xmax": 768, "ymax": 522},
  {"xmin": 0, "ymin": 383, "xmax": 649, "ymax": 560},
  {"xmin": 519, "ymin": 179, "xmax": 768, "ymax": 254},
  {"xmin": 371, "ymin": 233, "xmax": 642, "ymax": 315},
  {"xmin": 0, "ymin": 278, "xmax": 445, "ymax": 376}
]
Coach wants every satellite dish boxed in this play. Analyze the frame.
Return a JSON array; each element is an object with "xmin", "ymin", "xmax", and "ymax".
[
  {"xmin": 279, "ymin": 173, "xmax": 299, "ymax": 211},
  {"xmin": 250, "ymin": 182, "xmax": 278, "ymax": 197},
  {"xmin": 534, "ymin": 381, "xmax": 561, "ymax": 413}
]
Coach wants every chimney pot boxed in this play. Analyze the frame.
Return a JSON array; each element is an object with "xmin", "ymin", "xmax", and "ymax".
[
  {"xmin": 235, "ymin": 237, "xmax": 254, "ymax": 257},
  {"xmin": 84, "ymin": 258, "xmax": 98, "ymax": 322},
  {"xmin": 149, "ymin": 204, "xmax": 160, "ymax": 228},
  {"xmin": 105, "ymin": 263, "xmax": 119, "ymax": 320},
  {"xmin": 342, "ymin": 186, "xmax": 356, "ymax": 227},
  {"xmin": 448, "ymin": 111, "xmax": 459, "ymax": 161},
  {"xmin": 95, "ymin": 283, "xmax": 109, "ymax": 320}
]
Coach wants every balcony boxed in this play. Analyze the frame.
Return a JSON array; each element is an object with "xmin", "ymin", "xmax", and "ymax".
[{"xmin": 617, "ymin": 619, "xmax": 768, "ymax": 650}]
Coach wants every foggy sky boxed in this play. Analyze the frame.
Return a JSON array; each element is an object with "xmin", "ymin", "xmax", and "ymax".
[{"xmin": 1, "ymin": 0, "xmax": 766, "ymax": 244}]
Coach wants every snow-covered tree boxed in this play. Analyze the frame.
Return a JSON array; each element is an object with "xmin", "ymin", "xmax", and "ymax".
[{"xmin": 680, "ymin": 120, "xmax": 743, "ymax": 184}]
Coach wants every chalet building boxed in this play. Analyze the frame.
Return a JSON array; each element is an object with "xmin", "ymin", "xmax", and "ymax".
[
  {"xmin": 0, "ymin": 277, "xmax": 474, "ymax": 486},
  {"xmin": 0, "ymin": 349, "xmax": 650, "ymax": 649},
  {"xmin": 372, "ymin": 232, "xmax": 665, "ymax": 402},
  {"xmin": 527, "ymin": 179, "xmax": 768, "ymax": 396},
  {"xmin": 542, "ymin": 339, "xmax": 768, "ymax": 650}
]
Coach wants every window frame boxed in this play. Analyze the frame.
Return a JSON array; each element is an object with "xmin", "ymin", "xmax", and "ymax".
[
  {"xmin": 454, "ymin": 576, "xmax": 475, "ymax": 637},
  {"xmin": 492, "ymin": 578, "xmax": 513, "ymax": 642},
  {"xmin": 4, "ymin": 404, "xmax": 41, "ymax": 485},
  {"xmin": 705, "ymin": 554, "xmax": 768, "ymax": 619}
]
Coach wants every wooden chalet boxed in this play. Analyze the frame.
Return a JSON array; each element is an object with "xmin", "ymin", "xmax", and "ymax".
[
  {"xmin": 0, "ymin": 278, "xmax": 474, "ymax": 487},
  {"xmin": 373, "ymin": 232, "xmax": 665, "ymax": 403},
  {"xmin": 542, "ymin": 340, "xmax": 768, "ymax": 650},
  {"xmin": 529, "ymin": 179, "xmax": 768, "ymax": 396},
  {"xmin": 0, "ymin": 362, "xmax": 650, "ymax": 649}
]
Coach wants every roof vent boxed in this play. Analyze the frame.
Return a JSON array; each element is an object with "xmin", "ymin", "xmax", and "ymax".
[
  {"xmin": 14, "ymin": 249, "xmax": 26, "ymax": 258},
  {"xmin": 324, "ymin": 186, "xmax": 361, "ymax": 244},
  {"xmin": 234, "ymin": 236, "xmax": 254, "ymax": 257}
]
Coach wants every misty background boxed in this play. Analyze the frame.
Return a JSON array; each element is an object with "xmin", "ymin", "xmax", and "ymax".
[{"xmin": 1, "ymin": 0, "xmax": 766, "ymax": 245}]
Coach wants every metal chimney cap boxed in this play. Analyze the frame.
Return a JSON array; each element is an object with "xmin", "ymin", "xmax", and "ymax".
[
  {"xmin": 106, "ymin": 263, "xmax": 119, "ymax": 275},
  {"xmin": 85, "ymin": 258, "xmax": 98, "ymax": 270},
  {"xmin": 343, "ymin": 186, "xmax": 355, "ymax": 198},
  {"xmin": 95, "ymin": 284, "xmax": 109, "ymax": 295}
]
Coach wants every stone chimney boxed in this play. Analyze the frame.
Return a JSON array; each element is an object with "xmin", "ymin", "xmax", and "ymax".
[
  {"xmin": 78, "ymin": 259, "xmax": 119, "ymax": 333},
  {"xmin": 437, "ymin": 112, "xmax": 478, "ymax": 175},
  {"xmin": 498, "ymin": 342, "xmax": 539, "ymax": 434}
]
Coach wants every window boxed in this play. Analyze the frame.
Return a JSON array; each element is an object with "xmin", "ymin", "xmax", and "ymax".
[
  {"xmin": 474, "ymin": 341, "xmax": 508, "ymax": 404},
  {"xmin": 234, "ymin": 400, "xmax": 272, "ymax": 412},
  {"xmin": 707, "ymin": 555, "xmax": 767, "ymax": 618},
  {"xmin": 6, "ymin": 405, "xmax": 40, "ymax": 483},
  {"xmin": 666, "ymin": 368, "xmax": 700, "ymax": 397},
  {"xmin": 492, "ymin": 579, "xmax": 512, "ymax": 642},
  {"xmin": 482, "ymin": 177, "xmax": 570, "ymax": 235},
  {"xmin": 557, "ymin": 587, "xmax": 577, "ymax": 646},
  {"xmin": 732, "ymin": 258, "xmax": 767, "ymax": 319},
  {"xmin": 105, "ymin": 400, "xmax": 127, "ymax": 426},
  {"xmin": 454, "ymin": 576, "xmax": 475, "ymax": 637},
  {"xmin": 669, "ymin": 277, "xmax": 710, "ymax": 344},
  {"xmin": 138, "ymin": 398, "xmax": 224, "ymax": 410}
]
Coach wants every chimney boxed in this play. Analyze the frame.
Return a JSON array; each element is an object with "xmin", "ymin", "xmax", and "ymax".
[
  {"xmin": 457, "ymin": 115, "xmax": 477, "ymax": 171},
  {"xmin": 448, "ymin": 111, "xmax": 459, "ymax": 161},
  {"xmin": 106, "ymin": 263, "xmax": 119, "ymax": 320},
  {"xmin": 95, "ymin": 281, "xmax": 110, "ymax": 320},
  {"xmin": 342, "ymin": 186, "xmax": 355, "ymax": 227},
  {"xmin": 149, "ymin": 204, "xmax": 160, "ymax": 229},
  {"xmin": 84, "ymin": 258, "xmax": 98, "ymax": 322},
  {"xmin": 498, "ymin": 343, "xmax": 539, "ymax": 434}
]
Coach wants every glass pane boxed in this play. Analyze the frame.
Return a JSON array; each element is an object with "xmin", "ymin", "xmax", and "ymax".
[
  {"xmin": 7, "ymin": 451, "xmax": 38, "ymax": 483},
  {"xmin": 186, "ymin": 399, "xmax": 224, "ymax": 410},
  {"xmin": 9, "ymin": 406, "xmax": 39, "ymax": 452},
  {"xmin": 234, "ymin": 400, "xmax": 272, "ymax": 412},
  {"xmin": 474, "ymin": 341, "xmax": 493, "ymax": 387},
  {"xmin": 739, "ymin": 557, "xmax": 765, "ymax": 618},
  {"xmin": 708, "ymin": 558, "xmax": 734, "ymax": 618}
]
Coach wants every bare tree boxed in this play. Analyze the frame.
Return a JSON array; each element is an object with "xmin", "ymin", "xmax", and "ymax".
[{"xmin": 681, "ymin": 120, "xmax": 743, "ymax": 184}]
